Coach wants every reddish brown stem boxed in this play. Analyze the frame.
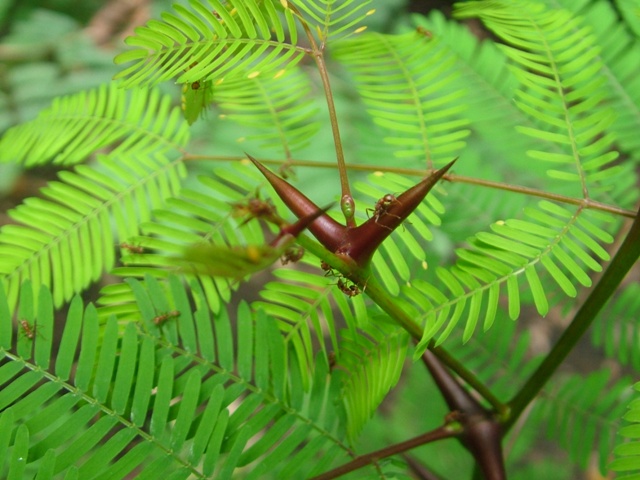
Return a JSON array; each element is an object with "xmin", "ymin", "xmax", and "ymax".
[
  {"xmin": 421, "ymin": 351, "xmax": 506, "ymax": 480},
  {"xmin": 310, "ymin": 426, "xmax": 459, "ymax": 480}
]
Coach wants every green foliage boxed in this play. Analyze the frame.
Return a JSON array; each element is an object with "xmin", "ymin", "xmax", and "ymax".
[
  {"xmin": 528, "ymin": 369, "xmax": 632, "ymax": 472},
  {"xmin": 592, "ymin": 283, "xmax": 640, "ymax": 370},
  {"xmin": 332, "ymin": 30, "xmax": 470, "ymax": 165},
  {"xmin": 0, "ymin": 0, "xmax": 638, "ymax": 478},
  {"xmin": 0, "ymin": 84, "xmax": 190, "ymax": 166},
  {"xmin": 336, "ymin": 320, "xmax": 409, "ymax": 442},
  {"xmin": 113, "ymin": 0, "xmax": 304, "ymax": 88},
  {"xmin": 0, "ymin": 278, "xmax": 349, "ymax": 479},
  {"xmin": 610, "ymin": 382, "xmax": 640, "ymax": 479},
  {"xmin": 213, "ymin": 68, "xmax": 320, "ymax": 155}
]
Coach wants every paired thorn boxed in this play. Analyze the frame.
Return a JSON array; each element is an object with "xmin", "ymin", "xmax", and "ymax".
[
  {"xmin": 247, "ymin": 154, "xmax": 455, "ymax": 268},
  {"xmin": 247, "ymin": 152, "xmax": 456, "ymax": 268}
]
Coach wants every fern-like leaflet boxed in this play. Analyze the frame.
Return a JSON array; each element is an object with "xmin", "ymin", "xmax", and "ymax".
[
  {"xmin": 530, "ymin": 369, "xmax": 632, "ymax": 472},
  {"xmin": 290, "ymin": 0, "xmax": 376, "ymax": 40},
  {"xmin": 609, "ymin": 381, "xmax": 640, "ymax": 478},
  {"xmin": 101, "ymin": 161, "xmax": 268, "ymax": 316},
  {"xmin": 114, "ymin": 0, "xmax": 306, "ymax": 89},
  {"xmin": 592, "ymin": 283, "xmax": 640, "ymax": 370},
  {"xmin": 0, "ymin": 83, "xmax": 189, "ymax": 166},
  {"xmin": 0, "ymin": 151, "xmax": 185, "ymax": 311},
  {"xmin": 336, "ymin": 321, "xmax": 409, "ymax": 442},
  {"xmin": 410, "ymin": 202, "xmax": 613, "ymax": 353},
  {"xmin": 0, "ymin": 278, "xmax": 354, "ymax": 479},
  {"xmin": 332, "ymin": 30, "xmax": 470, "ymax": 167},
  {"xmin": 214, "ymin": 67, "xmax": 320, "ymax": 155},
  {"xmin": 455, "ymin": 1, "xmax": 621, "ymax": 200}
]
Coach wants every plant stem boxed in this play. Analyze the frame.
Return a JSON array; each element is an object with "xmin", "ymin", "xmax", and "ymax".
[
  {"xmin": 309, "ymin": 426, "xmax": 459, "ymax": 480},
  {"xmin": 361, "ymin": 275, "xmax": 506, "ymax": 414},
  {"xmin": 282, "ymin": 4, "xmax": 354, "ymax": 225},
  {"xmin": 296, "ymin": 235, "xmax": 505, "ymax": 413},
  {"xmin": 504, "ymin": 210, "xmax": 640, "ymax": 431},
  {"xmin": 185, "ymin": 154, "xmax": 636, "ymax": 219}
]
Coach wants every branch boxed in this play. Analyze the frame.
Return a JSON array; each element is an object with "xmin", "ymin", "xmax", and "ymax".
[
  {"xmin": 310, "ymin": 426, "xmax": 459, "ymax": 480},
  {"xmin": 184, "ymin": 154, "xmax": 636, "ymax": 219},
  {"xmin": 284, "ymin": 2, "xmax": 355, "ymax": 226},
  {"xmin": 505, "ymin": 208, "xmax": 640, "ymax": 431},
  {"xmin": 296, "ymin": 235, "xmax": 505, "ymax": 414}
]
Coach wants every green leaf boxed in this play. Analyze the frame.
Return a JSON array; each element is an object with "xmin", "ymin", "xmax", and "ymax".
[
  {"xmin": 333, "ymin": 31, "xmax": 469, "ymax": 164},
  {"xmin": 455, "ymin": 1, "xmax": 622, "ymax": 200},
  {"xmin": 114, "ymin": 0, "xmax": 306, "ymax": 88},
  {"xmin": 0, "ymin": 84, "xmax": 189, "ymax": 166}
]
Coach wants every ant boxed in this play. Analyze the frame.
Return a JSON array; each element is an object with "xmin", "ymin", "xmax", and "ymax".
[
  {"xmin": 231, "ymin": 195, "xmax": 279, "ymax": 226},
  {"xmin": 328, "ymin": 351, "xmax": 337, "ymax": 371},
  {"xmin": 19, "ymin": 319, "xmax": 37, "ymax": 340},
  {"xmin": 320, "ymin": 260, "xmax": 338, "ymax": 277},
  {"xmin": 367, "ymin": 194, "xmax": 402, "ymax": 229},
  {"xmin": 281, "ymin": 245, "xmax": 304, "ymax": 265},
  {"xmin": 337, "ymin": 278, "xmax": 360, "ymax": 297},
  {"xmin": 120, "ymin": 242, "xmax": 145, "ymax": 254},
  {"xmin": 416, "ymin": 26, "xmax": 433, "ymax": 39},
  {"xmin": 185, "ymin": 61, "xmax": 204, "ymax": 92},
  {"xmin": 153, "ymin": 310, "xmax": 180, "ymax": 326}
]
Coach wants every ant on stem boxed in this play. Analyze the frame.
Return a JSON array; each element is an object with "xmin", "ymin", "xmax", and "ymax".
[
  {"xmin": 367, "ymin": 194, "xmax": 402, "ymax": 230},
  {"xmin": 321, "ymin": 261, "xmax": 365, "ymax": 297},
  {"xmin": 231, "ymin": 194, "xmax": 280, "ymax": 226},
  {"xmin": 337, "ymin": 278, "xmax": 361, "ymax": 297}
]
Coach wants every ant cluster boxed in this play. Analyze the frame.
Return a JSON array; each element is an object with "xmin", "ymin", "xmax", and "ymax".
[{"xmin": 320, "ymin": 261, "xmax": 361, "ymax": 297}]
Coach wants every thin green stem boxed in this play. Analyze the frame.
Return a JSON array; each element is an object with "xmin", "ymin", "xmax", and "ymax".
[
  {"xmin": 184, "ymin": 154, "xmax": 636, "ymax": 219},
  {"xmin": 504, "ymin": 210, "xmax": 640, "ymax": 432},
  {"xmin": 283, "ymin": 3, "xmax": 354, "ymax": 226}
]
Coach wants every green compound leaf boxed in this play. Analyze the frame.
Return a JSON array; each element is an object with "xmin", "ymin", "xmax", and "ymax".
[
  {"xmin": 114, "ymin": 0, "xmax": 306, "ymax": 89},
  {"xmin": 0, "ymin": 84, "xmax": 189, "ymax": 166}
]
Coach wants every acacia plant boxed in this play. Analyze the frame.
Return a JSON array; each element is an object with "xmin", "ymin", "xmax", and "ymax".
[{"xmin": 0, "ymin": 0, "xmax": 639, "ymax": 478}]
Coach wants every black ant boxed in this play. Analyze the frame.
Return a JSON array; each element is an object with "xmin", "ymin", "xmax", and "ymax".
[{"xmin": 153, "ymin": 310, "xmax": 180, "ymax": 326}]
